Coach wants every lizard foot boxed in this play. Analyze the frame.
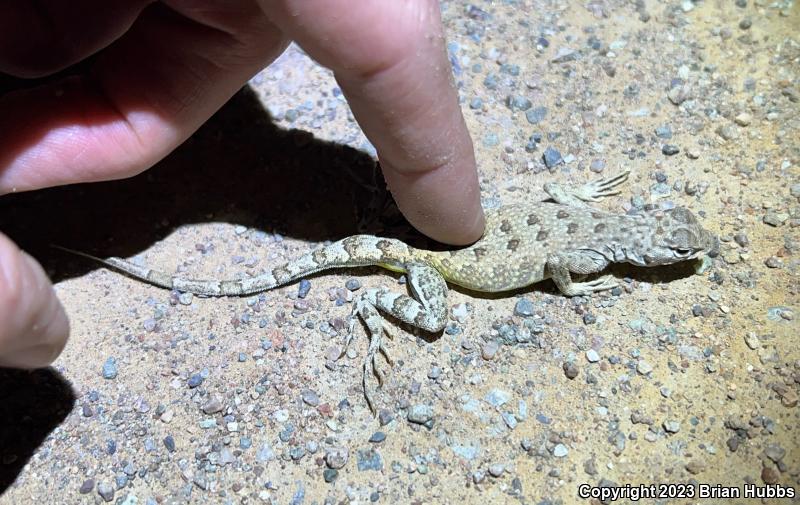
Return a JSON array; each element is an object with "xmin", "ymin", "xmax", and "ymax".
[
  {"xmin": 563, "ymin": 275, "xmax": 618, "ymax": 296},
  {"xmin": 338, "ymin": 290, "xmax": 395, "ymax": 415},
  {"xmin": 573, "ymin": 171, "xmax": 630, "ymax": 202},
  {"xmin": 543, "ymin": 171, "xmax": 630, "ymax": 205}
]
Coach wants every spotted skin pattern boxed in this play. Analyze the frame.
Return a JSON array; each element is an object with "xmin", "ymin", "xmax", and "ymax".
[{"xmin": 60, "ymin": 172, "xmax": 718, "ymax": 413}]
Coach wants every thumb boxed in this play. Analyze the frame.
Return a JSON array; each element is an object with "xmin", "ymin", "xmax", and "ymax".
[{"xmin": 0, "ymin": 232, "xmax": 69, "ymax": 368}]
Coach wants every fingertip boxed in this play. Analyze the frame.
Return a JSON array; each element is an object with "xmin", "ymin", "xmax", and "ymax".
[
  {"xmin": 456, "ymin": 202, "xmax": 487, "ymax": 245},
  {"xmin": 381, "ymin": 158, "xmax": 486, "ymax": 246},
  {"xmin": 0, "ymin": 233, "xmax": 69, "ymax": 369}
]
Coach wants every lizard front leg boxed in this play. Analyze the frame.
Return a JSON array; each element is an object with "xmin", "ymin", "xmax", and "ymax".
[
  {"xmin": 546, "ymin": 251, "xmax": 616, "ymax": 296},
  {"xmin": 340, "ymin": 262, "xmax": 448, "ymax": 414},
  {"xmin": 543, "ymin": 171, "xmax": 630, "ymax": 207}
]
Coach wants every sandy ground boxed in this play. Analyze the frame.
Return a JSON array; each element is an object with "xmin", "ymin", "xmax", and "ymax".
[{"xmin": 1, "ymin": 0, "xmax": 798, "ymax": 503}]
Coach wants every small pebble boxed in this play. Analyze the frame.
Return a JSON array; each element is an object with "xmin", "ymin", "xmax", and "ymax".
[
  {"xmin": 744, "ymin": 333, "xmax": 761, "ymax": 349},
  {"xmin": 716, "ymin": 125, "xmax": 737, "ymax": 141},
  {"xmin": 97, "ymin": 482, "xmax": 114, "ymax": 503},
  {"xmin": 378, "ymin": 409, "xmax": 394, "ymax": 426},
  {"xmin": 482, "ymin": 341, "xmax": 500, "ymax": 360},
  {"xmin": 781, "ymin": 390, "xmax": 798, "ymax": 407},
  {"xmin": 563, "ymin": 361, "xmax": 579, "ymax": 379},
  {"xmin": 143, "ymin": 318, "xmax": 157, "ymax": 332},
  {"xmin": 301, "ymin": 389, "xmax": 320, "ymax": 407},
  {"xmin": 553, "ymin": 444, "xmax": 569, "ymax": 457},
  {"xmin": 163, "ymin": 435, "xmax": 176, "ymax": 452},
  {"xmin": 764, "ymin": 444, "xmax": 786, "ymax": 462},
  {"xmin": 686, "ymin": 459, "xmax": 706, "ymax": 474},
  {"xmin": 187, "ymin": 374, "xmax": 204, "ymax": 388},
  {"xmin": 526, "ymin": 106, "xmax": 548, "ymax": 125},
  {"xmin": 590, "ymin": 159, "xmax": 606, "ymax": 173},
  {"xmin": 514, "ymin": 298, "xmax": 535, "ymax": 317},
  {"xmin": 668, "ymin": 85, "xmax": 690, "ymax": 105},
  {"xmin": 586, "ymin": 349, "xmax": 600, "ymax": 363},
  {"xmin": 345, "ymin": 279, "xmax": 361, "ymax": 291},
  {"xmin": 502, "ymin": 412, "xmax": 518, "ymax": 429},
  {"xmin": 636, "ymin": 360, "xmax": 653, "ymax": 375},
  {"xmin": 734, "ymin": 112, "xmax": 752, "ymax": 126},
  {"xmin": 325, "ymin": 447, "xmax": 349, "ymax": 469},
  {"xmin": 356, "ymin": 449, "xmax": 383, "ymax": 471},
  {"xmin": 655, "ymin": 125, "xmax": 672, "ymax": 139},
  {"xmin": 323, "ymin": 469, "xmax": 338, "ymax": 483},
  {"xmin": 761, "ymin": 466, "xmax": 780, "ymax": 484},
  {"xmin": 201, "ymin": 397, "xmax": 224, "ymax": 414},
  {"xmin": 662, "ymin": 144, "xmax": 680, "ymax": 156},
  {"xmin": 506, "ymin": 95, "xmax": 532, "ymax": 111},
  {"xmin": 543, "ymin": 147, "xmax": 563, "ymax": 169},
  {"xmin": 297, "ymin": 279, "xmax": 311, "ymax": 298},
  {"xmin": 488, "ymin": 464, "xmax": 505, "ymax": 477},
  {"xmin": 763, "ymin": 212, "xmax": 787, "ymax": 227},
  {"xmin": 178, "ymin": 292, "xmax": 193, "ymax": 305},
  {"xmin": 101, "ymin": 357, "xmax": 118, "ymax": 380},
  {"xmin": 79, "ymin": 479, "xmax": 94, "ymax": 494},
  {"xmin": 407, "ymin": 404, "xmax": 434, "ymax": 425},
  {"xmin": 485, "ymin": 389, "xmax": 511, "ymax": 407},
  {"xmin": 369, "ymin": 431, "xmax": 386, "ymax": 443},
  {"xmin": 551, "ymin": 46, "xmax": 578, "ymax": 63},
  {"xmin": 663, "ymin": 420, "xmax": 681, "ymax": 433}
]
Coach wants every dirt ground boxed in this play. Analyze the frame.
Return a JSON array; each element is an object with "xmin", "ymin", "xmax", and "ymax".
[{"xmin": 1, "ymin": 0, "xmax": 798, "ymax": 503}]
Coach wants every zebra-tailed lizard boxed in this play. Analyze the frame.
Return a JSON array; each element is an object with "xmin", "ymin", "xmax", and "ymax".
[{"xmin": 58, "ymin": 172, "xmax": 718, "ymax": 413}]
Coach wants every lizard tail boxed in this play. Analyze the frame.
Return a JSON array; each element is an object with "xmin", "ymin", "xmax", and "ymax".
[{"xmin": 52, "ymin": 235, "xmax": 414, "ymax": 296}]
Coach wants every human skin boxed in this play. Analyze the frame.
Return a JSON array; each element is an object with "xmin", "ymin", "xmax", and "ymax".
[{"xmin": 0, "ymin": 0, "xmax": 485, "ymax": 368}]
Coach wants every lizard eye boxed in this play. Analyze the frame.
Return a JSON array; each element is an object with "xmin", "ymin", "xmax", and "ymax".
[{"xmin": 675, "ymin": 248, "xmax": 693, "ymax": 256}]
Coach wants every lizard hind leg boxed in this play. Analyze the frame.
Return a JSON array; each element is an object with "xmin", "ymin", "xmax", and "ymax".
[
  {"xmin": 341, "ymin": 262, "xmax": 449, "ymax": 415},
  {"xmin": 337, "ymin": 288, "xmax": 395, "ymax": 415}
]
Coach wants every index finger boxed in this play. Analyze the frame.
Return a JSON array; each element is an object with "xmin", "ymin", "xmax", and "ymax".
[{"xmin": 263, "ymin": 0, "xmax": 485, "ymax": 245}]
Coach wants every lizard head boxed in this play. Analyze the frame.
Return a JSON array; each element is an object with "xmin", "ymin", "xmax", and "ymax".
[{"xmin": 626, "ymin": 206, "xmax": 718, "ymax": 266}]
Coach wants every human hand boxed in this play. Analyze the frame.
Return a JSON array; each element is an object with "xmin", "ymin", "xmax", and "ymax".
[{"xmin": 0, "ymin": 0, "xmax": 485, "ymax": 367}]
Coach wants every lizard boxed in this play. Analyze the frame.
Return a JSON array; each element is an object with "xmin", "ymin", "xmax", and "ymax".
[{"xmin": 57, "ymin": 171, "xmax": 718, "ymax": 413}]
